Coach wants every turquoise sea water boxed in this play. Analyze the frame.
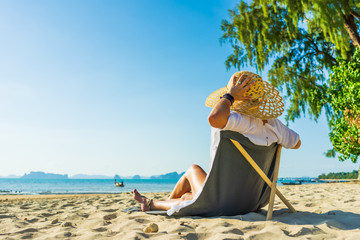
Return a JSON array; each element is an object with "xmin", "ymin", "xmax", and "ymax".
[
  {"xmin": 0, "ymin": 178, "xmax": 320, "ymax": 195},
  {"xmin": 0, "ymin": 179, "xmax": 179, "ymax": 195}
]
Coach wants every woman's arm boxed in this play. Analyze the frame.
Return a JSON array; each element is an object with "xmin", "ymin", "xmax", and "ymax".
[
  {"xmin": 208, "ymin": 73, "xmax": 254, "ymax": 129},
  {"xmin": 208, "ymin": 98, "xmax": 232, "ymax": 129}
]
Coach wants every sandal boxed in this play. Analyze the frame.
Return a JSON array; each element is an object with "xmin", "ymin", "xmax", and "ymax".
[{"xmin": 147, "ymin": 199, "xmax": 153, "ymax": 211}]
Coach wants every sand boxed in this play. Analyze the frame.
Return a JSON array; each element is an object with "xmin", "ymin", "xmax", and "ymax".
[{"xmin": 0, "ymin": 183, "xmax": 359, "ymax": 240}]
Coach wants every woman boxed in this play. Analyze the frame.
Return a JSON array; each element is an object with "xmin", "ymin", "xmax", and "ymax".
[{"xmin": 134, "ymin": 72, "xmax": 301, "ymax": 212}]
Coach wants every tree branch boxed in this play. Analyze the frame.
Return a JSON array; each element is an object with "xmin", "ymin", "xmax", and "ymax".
[
  {"xmin": 304, "ymin": 35, "xmax": 338, "ymax": 65},
  {"xmin": 352, "ymin": 11, "xmax": 360, "ymax": 20}
]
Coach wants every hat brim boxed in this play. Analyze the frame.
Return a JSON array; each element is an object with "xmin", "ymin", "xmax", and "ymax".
[
  {"xmin": 205, "ymin": 86, "xmax": 228, "ymax": 108},
  {"xmin": 205, "ymin": 81, "xmax": 284, "ymax": 120}
]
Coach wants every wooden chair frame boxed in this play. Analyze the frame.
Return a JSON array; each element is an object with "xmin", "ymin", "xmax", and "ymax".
[{"xmin": 230, "ymin": 139, "xmax": 296, "ymax": 220}]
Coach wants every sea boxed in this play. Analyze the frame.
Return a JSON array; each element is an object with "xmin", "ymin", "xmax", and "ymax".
[
  {"xmin": 0, "ymin": 177, "xmax": 319, "ymax": 195},
  {"xmin": 0, "ymin": 179, "xmax": 179, "ymax": 195}
]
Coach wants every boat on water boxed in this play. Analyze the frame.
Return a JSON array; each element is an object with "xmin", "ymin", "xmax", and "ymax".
[
  {"xmin": 281, "ymin": 180, "xmax": 302, "ymax": 185},
  {"xmin": 114, "ymin": 179, "xmax": 124, "ymax": 187}
]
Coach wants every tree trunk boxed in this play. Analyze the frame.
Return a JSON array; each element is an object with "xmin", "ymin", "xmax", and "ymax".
[
  {"xmin": 358, "ymin": 164, "xmax": 360, "ymax": 180},
  {"xmin": 344, "ymin": 14, "xmax": 360, "ymax": 48}
]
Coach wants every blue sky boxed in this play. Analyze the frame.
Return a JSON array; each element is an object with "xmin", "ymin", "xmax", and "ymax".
[{"xmin": 0, "ymin": 0, "xmax": 357, "ymax": 177}]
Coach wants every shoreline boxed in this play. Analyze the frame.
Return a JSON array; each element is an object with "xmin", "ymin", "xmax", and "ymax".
[
  {"xmin": 1, "ymin": 180, "xmax": 358, "ymax": 196},
  {"xmin": 0, "ymin": 193, "xmax": 123, "ymax": 201}
]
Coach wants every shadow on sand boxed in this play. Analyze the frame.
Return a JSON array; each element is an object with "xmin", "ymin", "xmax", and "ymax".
[{"xmin": 177, "ymin": 209, "xmax": 360, "ymax": 231}]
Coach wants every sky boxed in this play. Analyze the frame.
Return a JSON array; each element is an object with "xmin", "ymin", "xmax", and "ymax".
[{"xmin": 0, "ymin": 0, "xmax": 358, "ymax": 178}]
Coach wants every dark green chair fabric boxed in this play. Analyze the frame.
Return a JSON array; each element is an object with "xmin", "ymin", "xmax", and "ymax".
[{"xmin": 171, "ymin": 130, "xmax": 278, "ymax": 217}]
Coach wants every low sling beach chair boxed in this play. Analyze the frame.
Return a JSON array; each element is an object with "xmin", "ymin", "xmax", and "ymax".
[{"xmin": 166, "ymin": 130, "xmax": 296, "ymax": 220}]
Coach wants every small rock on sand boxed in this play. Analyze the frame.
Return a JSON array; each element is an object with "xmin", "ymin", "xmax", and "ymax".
[
  {"xmin": 149, "ymin": 223, "xmax": 158, "ymax": 232},
  {"xmin": 62, "ymin": 222, "xmax": 73, "ymax": 227},
  {"xmin": 51, "ymin": 219, "xmax": 59, "ymax": 224},
  {"xmin": 143, "ymin": 223, "xmax": 159, "ymax": 233},
  {"xmin": 103, "ymin": 213, "xmax": 117, "ymax": 221}
]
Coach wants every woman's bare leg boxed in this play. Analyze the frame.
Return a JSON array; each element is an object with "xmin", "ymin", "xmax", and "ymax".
[
  {"xmin": 134, "ymin": 165, "xmax": 207, "ymax": 211},
  {"xmin": 168, "ymin": 164, "xmax": 207, "ymax": 200},
  {"xmin": 134, "ymin": 189, "xmax": 181, "ymax": 211},
  {"xmin": 168, "ymin": 175, "xmax": 191, "ymax": 199}
]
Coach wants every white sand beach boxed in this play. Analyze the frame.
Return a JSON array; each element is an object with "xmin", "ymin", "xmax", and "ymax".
[{"xmin": 0, "ymin": 183, "xmax": 359, "ymax": 239}]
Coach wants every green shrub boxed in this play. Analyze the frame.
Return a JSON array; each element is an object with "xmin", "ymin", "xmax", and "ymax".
[{"xmin": 327, "ymin": 48, "xmax": 360, "ymax": 163}]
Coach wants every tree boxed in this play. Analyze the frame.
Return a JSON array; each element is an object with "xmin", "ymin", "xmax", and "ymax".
[
  {"xmin": 220, "ymin": 0, "xmax": 359, "ymax": 122},
  {"xmin": 220, "ymin": 1, "xmax": 360, "ymax": 168},
  {"xmin": 326, "ymin": 48, "xmax": 360, "ymax": 164},
  {"xmin": 318, "ymin": 170, "xmax": 358, "ymax": 179}
]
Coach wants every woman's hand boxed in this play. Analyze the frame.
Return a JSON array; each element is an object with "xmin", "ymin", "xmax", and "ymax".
[
  {"xmin": 208, "ymin": 73, "xmax": 256, "ymax": 129},
  {"xmin": 227, "ymin": 73, "xmax": 255, "ymax": 101}
]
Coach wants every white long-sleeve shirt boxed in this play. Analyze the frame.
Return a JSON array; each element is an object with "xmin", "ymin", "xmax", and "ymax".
[{"xmin": 210, "ymin": 112, "xmax": 300, "ymax": 166}]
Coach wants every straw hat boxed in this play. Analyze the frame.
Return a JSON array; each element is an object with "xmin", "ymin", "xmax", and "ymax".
[{"xmin": 205, "ymin": 71, "xmax": 284, "ymax": 119}]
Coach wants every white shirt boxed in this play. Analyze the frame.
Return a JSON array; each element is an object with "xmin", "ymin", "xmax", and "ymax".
[{"xmin": 210, "ymin": 112, "xmax": 300, "ymax": 167}]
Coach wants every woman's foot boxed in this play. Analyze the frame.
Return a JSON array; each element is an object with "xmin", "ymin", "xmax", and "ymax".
[{"xmin": 133, "ymin": 189, "xmax": 152, "ymax": 211}]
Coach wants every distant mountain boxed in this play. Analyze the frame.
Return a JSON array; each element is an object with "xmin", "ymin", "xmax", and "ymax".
[
  {"xmin": 21, "ymin": 171, "xmax": 68, "ymax": 179},
  {"xmin": 7, "ymin": 174, "xmax": 21, "ymax": 178},
  {"xmin": 70, "ymin": 174, "xmax": 112, "ymax": 179},
  {"xmin": 4, "ymin": 171, "xmax": 185, "ymax": 180},
  {"xmin": 70, "ymin": 173, "xmax": 180, "ymax": 180},
  {"xmin": 0, "ymin": 174, "xmax": 20, "ymax": 178},
  {"xmin": 150, "ymin": 171, "xmax": 185, "ymax": 180}
]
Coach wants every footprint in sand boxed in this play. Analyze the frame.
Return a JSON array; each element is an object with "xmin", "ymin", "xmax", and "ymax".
[
  {"xmin": 19, "ymin": 233, "xmax": 36, "ymax": 239},
  {"xmin": 102, "ymin": 208, "xmax": 118, "ymax": 213},
  {"xmin": 26, "ymin": 218, "xmax": 39, "ymax": 223},
  {"xmin": 0, "ymin": 214, "xmax": 15, "ymax": 219},
  {"xmin": 92, "ymin": 227, "xmax": 108, "ymax": 232},
  {"xmin": 16, "ymin": 228, "xmax": 38, "ymax": 234},
  {"xmin": 77, "ymin": 213, "xmax": 90, "ymax": 218},
  {"xmin": 134, "ymin": 218, "xmax": 150, "ymax": 224},
  {"xmin": 222, "ymin": 228, "xmax": 244, "ymax": 235},
  {"xmin": 289, "ymin": 226, "xmax": 325, "ymax": 237},
  {"xmin": 40, "ymin": 213, "xmax": 57, "ymax": 217},
  {"xmin": 20, "ymin": 205, "xmax": 31, "ymax": 209},
  {"xmin": 61, "ymin": 203, "xmax": 76, "ymax": 208}
]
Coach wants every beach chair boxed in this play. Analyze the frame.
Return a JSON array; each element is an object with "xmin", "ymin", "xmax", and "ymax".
[
  {"xmin": 168, "ymin": 130, "xmax": 296, "ymax": 219},
  {"xmin": 229, "ymin": 135, "xmax": 296, "ymax": 220}
]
